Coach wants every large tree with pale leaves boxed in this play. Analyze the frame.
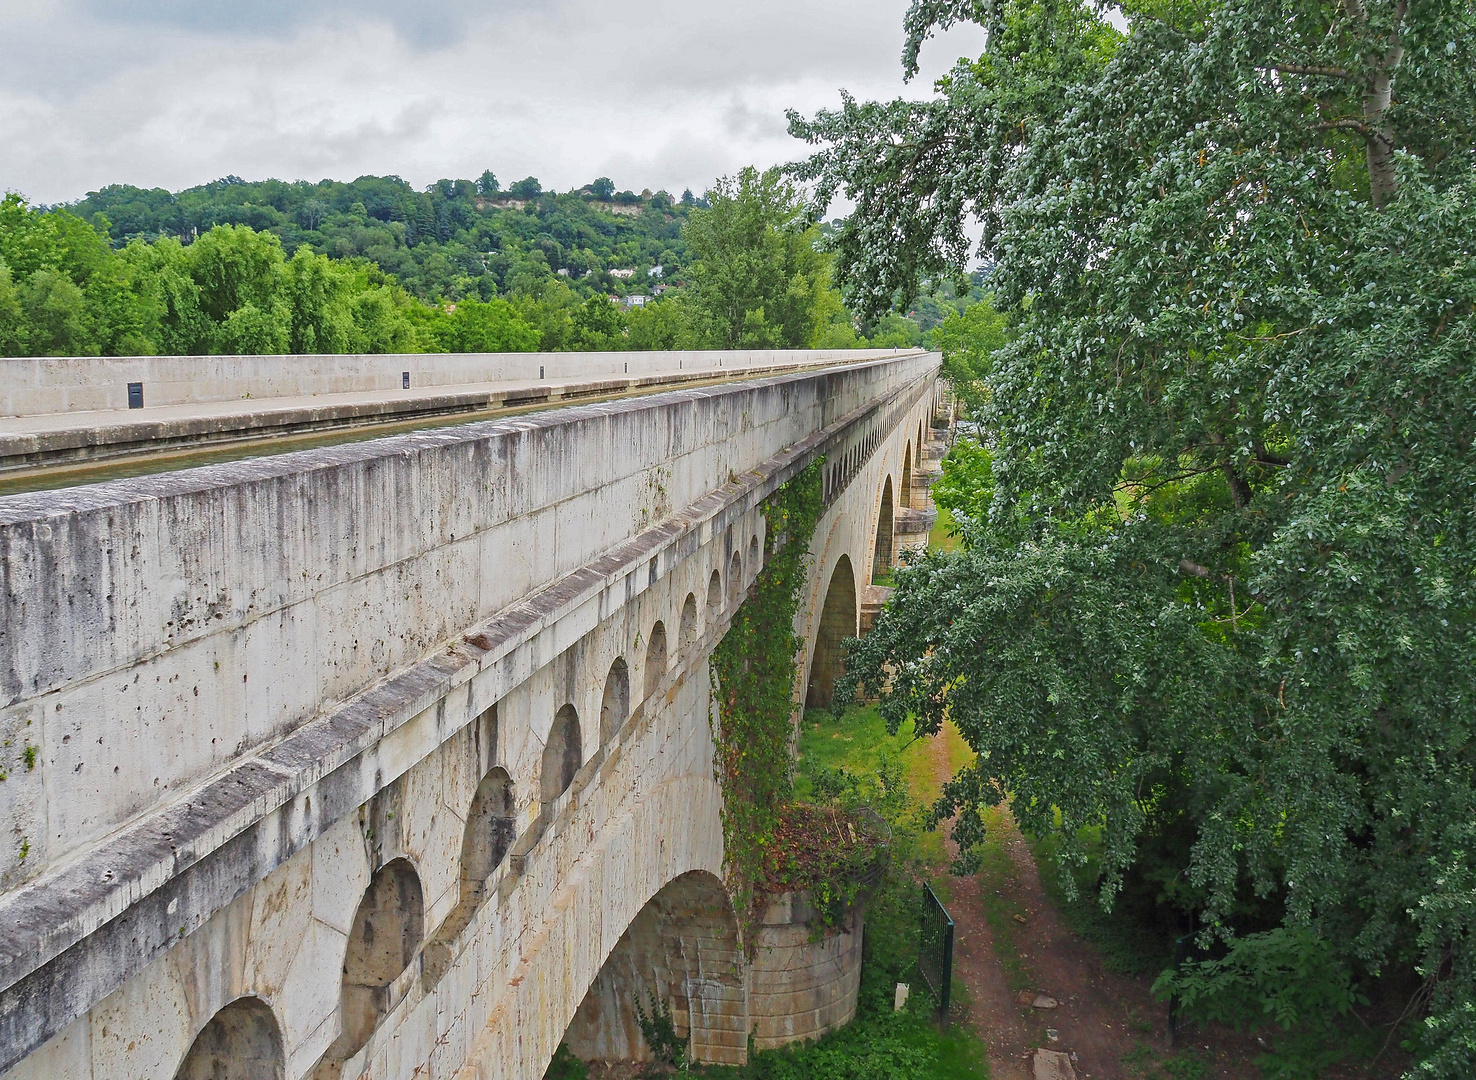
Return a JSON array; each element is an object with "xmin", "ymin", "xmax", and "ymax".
[{"xmin": 793, "ymin": 0, "xmax": 1475, "ymax": 1073}]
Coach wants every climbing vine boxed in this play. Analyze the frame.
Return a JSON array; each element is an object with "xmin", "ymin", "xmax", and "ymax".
[{"xmin": 709, "ymin": 461, "xmax": 824, "ymax": 933}]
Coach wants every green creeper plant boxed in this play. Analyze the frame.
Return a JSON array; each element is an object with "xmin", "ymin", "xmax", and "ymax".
[{"xmin": 709, "ymin": 462, "xmax": 824, "ymax": 934}]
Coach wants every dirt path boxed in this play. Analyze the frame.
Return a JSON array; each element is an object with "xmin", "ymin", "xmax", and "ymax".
[{"xmin": 929, "ymin": 734, "xmax": 1198, "ymax": 1080}]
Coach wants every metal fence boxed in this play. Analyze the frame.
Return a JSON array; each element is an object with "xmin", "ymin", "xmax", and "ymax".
[{"xmin": 918, "ymin": 882, "xmax": 955, "ymax": 1025}]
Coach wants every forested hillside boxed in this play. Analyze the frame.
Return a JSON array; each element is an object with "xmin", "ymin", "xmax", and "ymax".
[
  {"xmin": 72, "ymin": 173, "xmax": 693, "ymax": 302},
  {"xmin": 0, "ymin": 169, "xmax": 970, "ymax": 358}
]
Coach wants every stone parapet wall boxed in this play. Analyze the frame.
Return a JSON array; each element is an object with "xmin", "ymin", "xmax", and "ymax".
[{"xmin": 0, "ymin": 348, "xmax": 918, "ymax": 418}]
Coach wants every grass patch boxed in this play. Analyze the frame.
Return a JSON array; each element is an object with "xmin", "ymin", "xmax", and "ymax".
[
  {"xmin": 929, "ymin": 506, "xmax": 962, "ymax": 553},
  {"xmin": 796, "ymin": 704, "xmax": 973, "ymax": 869}
]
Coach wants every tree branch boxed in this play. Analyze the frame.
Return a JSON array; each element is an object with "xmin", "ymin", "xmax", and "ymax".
[{"xmin": 1269, "ymin": 62, "xmax": 1353, "ymax": 79}]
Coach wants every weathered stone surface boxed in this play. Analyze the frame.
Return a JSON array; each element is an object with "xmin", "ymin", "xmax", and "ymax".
[
  {"xmin": 0, "ymin": 352, "xmax": 947, "ymax": 1079},
  {"xmin": 1033, "ymin": 1048, "xmax": 1079, "ymax": 1080}
]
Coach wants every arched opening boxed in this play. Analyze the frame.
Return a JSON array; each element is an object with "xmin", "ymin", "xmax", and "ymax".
[
  {"xmin": 600, "ymin": 657, "xmax": 630, "ymax": 745},
  {"xmin": 872, "ymin": 478, "xmax": 894, "ymax": 582},
  {"xmin": 748, "ymin": 535, "xmax": 760, "ymax": 576},
  {"xmin": 679, "ymin": 593, "xmax": 698, "ymax": 650},
  {"xmin": 175, "ymin": 997, "xmax": 284, "ymax": 1080},
  {"xmin": 806, "ymin": 556, "xmax": 857, "ymax": 709},
  {"xmin": 542, "ymin": 704, "xmax": 582, "ymax": 803},
  {"xmin": 644, "ymin": 622, "xmax": 668, "ymax": 700},
  {"xmin": 917, "ymin": 422, "xmax": 924, "ymax": 465},
  {"xmin": 562, "ymin": 870, "xmax": 745, "ymax": 1066},
  {"xmin": 460, "ymin": 767, "xmax": 515, "ymax": 902},
  {"xmin": 319, "ymin": 859, "xmax": 424, "ymax": 1073},
  {"xmin": 900, "ymin": 446, "xmax": 913, "ymax": 510},
  {"xmin": 706, "ymin": 569, "xmax": 722, "ymax": 619},
  {"xmin": 727, "ymin": 550, "xmax": 742, "ymax": 607}
]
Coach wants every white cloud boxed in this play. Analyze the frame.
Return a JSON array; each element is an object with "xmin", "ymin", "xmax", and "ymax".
[{"xmin": 0, "ymin": 0, "xmax": 986, "ymax": 204}]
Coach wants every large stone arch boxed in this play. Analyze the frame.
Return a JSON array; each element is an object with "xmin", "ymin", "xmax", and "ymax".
[
  {"xmin": 872, "ymin": 476, "xmax": 895, "ymax": 581},
  {"xmin": 900, "ymin": 445, "xmax": 913, "ymax": 510},
  {"xmin": 562, "ymin": 869, "xmax": 745, "ymax": 1066},
  {"xmin": 805, "ymin": 555, "xmax": 858, "ymax": 709},
  {"xmin": 175, "ymin": 996, "xmax": 285, "ymax": 1080}
]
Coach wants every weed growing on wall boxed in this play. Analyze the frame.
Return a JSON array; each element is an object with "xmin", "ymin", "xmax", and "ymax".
[{"xmin": 709, "ymin": 461, "xmax": 824, "ymax": 933}]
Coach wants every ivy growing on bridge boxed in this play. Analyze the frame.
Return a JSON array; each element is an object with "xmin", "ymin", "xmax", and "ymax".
[{"xmin": 709, "ymin": 461, "xmax": 824, "ymax": 934}]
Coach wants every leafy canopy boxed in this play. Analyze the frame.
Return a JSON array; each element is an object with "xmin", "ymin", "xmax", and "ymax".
[{"xmin": 795, "ymin": 0, "xmax": 1476, "ymax": 1073}]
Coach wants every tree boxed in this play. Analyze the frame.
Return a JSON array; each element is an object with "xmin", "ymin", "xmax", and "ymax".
[
  {"xmin": 568, "ymin": 294, "xmax": 624, "ymax": 350},
  {"xmin": 681, "ymin": 166, "xmax": 838, "ymax": 349},
  {"xmin": 433, "ymin": 297, "xmax": 540, "ymax": 353},
  {"xmin": 508, "ymin": 176, "xmax": 542, "ymax": 201},
  {"xmin": 589, "ymin": 177, "xmax": 616, "ymax": 201},
  {"xmin": 188, "ymin": 224, "xmax": 284, "ymax": 323},
  {"xmin": 798, "ymin": 0, "xmax": 1476, "ymax": 1074}
]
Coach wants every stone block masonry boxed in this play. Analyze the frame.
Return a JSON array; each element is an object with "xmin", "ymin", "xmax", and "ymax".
[{"xmin": 0, "ymin": 351, "xmax": 943, "ymax": 1079}]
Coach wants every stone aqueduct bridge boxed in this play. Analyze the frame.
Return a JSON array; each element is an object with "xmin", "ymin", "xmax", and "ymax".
[{"xmin": 0, "ymin": 349, "xmax": 945, "ymax": 1079}]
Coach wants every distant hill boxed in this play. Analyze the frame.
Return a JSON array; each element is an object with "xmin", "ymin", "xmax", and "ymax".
[{"xmin": 71, "ymin": 174, "xmax": 699, "ymax": 301}]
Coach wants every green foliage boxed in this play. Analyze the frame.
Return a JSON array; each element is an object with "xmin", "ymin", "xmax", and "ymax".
[
  {"xmin": 5, "ymin": 165, "xmax": 926, "ymax": 355},
  {"xmin": 1031, "ymin": 828, "xmax": 1176, "ymax": 978},
  {"xmin": 930, "ymin": 299, "xmax": 1006, "ymax": 409},
  {"xmin": 927, "ymin": 440, "xmax": 993, "ymax": 533},
  {"xmin": 72, "ymin": 173, "xmax": 689, "ymax": 304},
  {"xmin": 1154, "ymin": 929, "xmax": 1365, "ymax": 1079},
  {"xmin": 541, "ymin": 1043, "xmax": 588, "ymax": 1080},
  {"xmin": 435, "ymin": 298, "xmax": 541, "ymax": 353},
  {"xmin": 635, "ymin": 991, "xmax": 687, "ymax": 1067},
  {"xmin": 682, "ymin": 168, "xmax": 844, "ymax": 349},
  {"xmin": 702, "ymin": 954, "xmax": 988, "ymax": 1080},
  {"xmin": 802, "ymin": 0, "xmax": 1476, "ymax": 1075},
  {"xmin": 709, "ymin": 463, "xmax": 825, "ymax": 929}
]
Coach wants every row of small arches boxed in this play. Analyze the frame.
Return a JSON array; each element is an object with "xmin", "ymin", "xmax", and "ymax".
[{"xmin": 171, "ymin": 533, "xmax": 761, "ymax": 1080}]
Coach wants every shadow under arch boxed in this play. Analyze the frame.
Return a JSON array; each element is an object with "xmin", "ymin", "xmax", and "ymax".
[
  {"xmin": 706, "ymin": 568, "xmax": 722, "ymax": 621},
  {"xmin": 679, "ymin": 592, "xmax": 698, "ymax": 651},
  {"xmin": 561, "ymin": 869, "xmax": 745, "ymax": 1066},
  {"xmin": 175, "ymin": 996, "xmax": 284, "ymax": 1080},
  {"xmin": 601, "ymin": 656, "xmax": 630, "ymax": 745},
  {"xmin": 543, "ymin": 703, "xmax": 582, "ymax": 804},
  {"xmin": 901, "ymin": 445, "xmax": 913, "ymax": 510},
  {"xmin": 872, "ymin": 477, "xmax": 894, "ymax": 581},
  {"xmin": 644, "ymin": 621, "xmax": 668, "ymax": 701},
  {"xmin": 806, "ymin": 554, "xmax": 857, "ymax": 709}
]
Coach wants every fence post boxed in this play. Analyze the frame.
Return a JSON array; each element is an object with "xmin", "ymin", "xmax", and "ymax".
[{"xmin": 919, "ymin": 883, "xmax": 955, "ymax": 1029}]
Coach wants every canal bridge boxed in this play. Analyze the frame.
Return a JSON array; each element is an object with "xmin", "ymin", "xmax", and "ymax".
[{"xmin": 0, "ymin": 348, "xmax": 944, "ymax": 1079}]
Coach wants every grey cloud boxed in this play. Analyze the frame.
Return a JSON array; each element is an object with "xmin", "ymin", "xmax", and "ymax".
[
  {"xmin": 0, "ymin": 0, "xmax": 987, "ymax": 204},
  {"xmin": 74, "ymin": 0, "xmax": 532, "ymax": 49}
]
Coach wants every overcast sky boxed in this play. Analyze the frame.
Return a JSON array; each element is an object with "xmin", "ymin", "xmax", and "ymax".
[{"xmin": 0, "ymin": 0, "xmax": 987, "ymax": 206}]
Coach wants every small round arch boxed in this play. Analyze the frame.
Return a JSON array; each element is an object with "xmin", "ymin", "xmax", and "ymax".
[
  {"xmin": 644, "ymin": 621, "xmax": 668, "ymax": 700},
  {"xmin": 325, "ymin": 858, "xmax": 424, "ymax": 1069},
  {"xmin": 175, "ymin": 996, "xmax": 284, "ymax": 1080},
  {"xmin": 727, "ymin": 550, "xmax": 742, "ymax": 606},
  {"xmin": 542, "ymin": 704, "xmax": 582, "ymax": 803},
  {"xmin": 600, "ymin": 657, "xmax": 630, "ymax": 745},
  {"xmin": 460, "ymin": 767, "xmax": 514, "ymax": 902},
  {"xmin": 873, "ymin": 476, "xmax": 895, "ymax": 581},
  {"xmin": 706, "ymin": 568, "xmax": 722, "ymax": 618},
  {"xmin": 679, "ymin": 593, "xmax": 698, "ymax": 650}
]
